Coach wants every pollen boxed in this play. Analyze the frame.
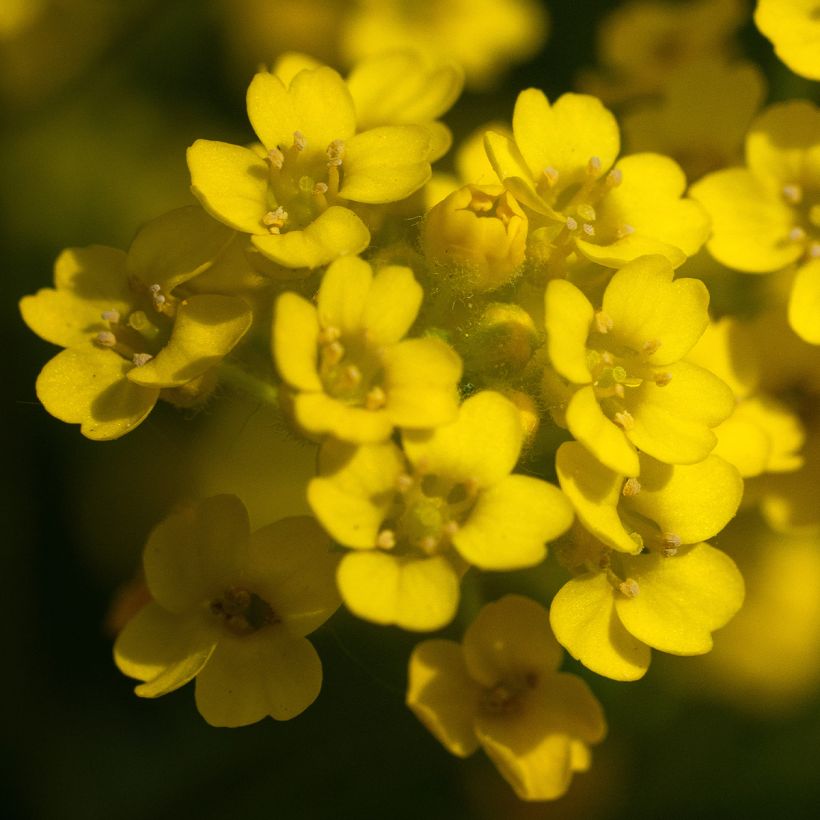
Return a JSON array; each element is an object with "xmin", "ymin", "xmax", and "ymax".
[
  {"xmin": 618, "ymin": 577, "xmax": 640, "ymax": 598},
  {"xmin": 364, "ymin": 386, "xmax": 387, "ymax": 410},
  {"xmin": 326, "ymin": 139, "xmax": 345, "ymax": 166},
  {"xmin": 654, "ymin": 371, "xmax": 673, "ymax": 386},
  {"xmin": 565, "ymin": 216, "xmax": 579, "ymax": 231},
  {"xmin": 614, "ymin": 410, "xmax": 635, "ymax": 430},
  {"xmin": 782, "ymin": 184, "xmax": 803, "ymax": 204},
  {"xmin": 132, "ymin": 353, "xmax": 153, "ymax": 367},
  {"xmin": 595, "ymin": 311, "xmax": 614, "ymax": 333},
  {"xmin": 396, "ymin": 473, "xmax": 415, "ymax": 493},
  {"xmin": 96, "ymin": 330, "xmax": 116, "ymax": 347},
  {"xmin": 376, "ymin": 529, "xmax": 396, "ymax": 550},
  {"xmin": 582, "ymin": 223, "xmax": 596, "ymax": 237},
  {"xmin": 267, "ymin": 146, "xmax": 285, "ymax": 169},
  {"xmin": 101, "ymin": 309, "xmax": 121, "ymax": 324},
  {"xmin": 641, "ymin": 338, "xmax": 662, "ymax": 356},
  {"xmin": 622, "ymin": 477, "xmax": 641, "ymax": 497},
  {"xmin": 617, "ymin": 224, "xmax": 635, "ymax": 238},
  {"xmin": 606, "ymin": 168, "xmax": 623, "ymax": 187},
  {"xmin": 542, "ymin": 165, "xmax": 559, "ymax": 185},
  {"xmin": 789, "ymin": 226, "xmax": 807, "ymax": 243},
  {"xmin": 292, "ymin": 130, "xmax": 307, "ymax": 151},
  {"xmin": 587, "ymin": 156, "xmax": 602, "ymax": 176},
  {"xmin": 263, "ymin": 206, "xmax": 289, "ymax": 233}
]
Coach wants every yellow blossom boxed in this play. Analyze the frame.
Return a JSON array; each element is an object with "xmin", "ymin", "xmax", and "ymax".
[
  {"xmin": 423, "ymin": 184, "xmax": 528, "ymax": 292},
  {"xmin": 542, "ymin": 255, "xmax": 733, "ymax": 475},
  {"xmin": 550, "ymin": 442, "xmax": 744, "ymax": 680},
  {"xmin": 407, "ymin": 595, "xmax": 606, "ymax": 801},
  {"xmin": 755, "ymin": 0, "xmax": 820, "ymax": 81},
  {"xmin": 19, "ymin": 207, "xmax": 253, "ymax": 439},
  {"xmin": 308, "ymin": 392, "xmax": 573, "ymax": 630},
  {"xmin": 273, "ymin": 255, "xmax": 462, "ymax": 443},
  {"xmin": 485, "ymin": 90, "xmax": 709, "ymax": 270},
  {"xmin": 340, "ymin": 0, "xmax": 548, "ymax": 90},
  {"xmin": 114, "ymin": 495, "xmax": 340, "ymax": 726},
  {"xmin": 188, "ymin": 64, "xmax": 434, "ymax": 269}
]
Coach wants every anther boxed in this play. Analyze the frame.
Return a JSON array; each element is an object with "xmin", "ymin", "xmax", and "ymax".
[
  {"xmin": 606, "ymin": 168, "xmax": 623, "ymax": 187},
  {"xmin": 149, "ymin": 283, "xmax": 166, "ymax": 307},
  {"xmin": 662, "ymin": 532, "xmax": 681, "ymax": 556},
  {"xmin": 342, "ymin": 364, "xmax": 362, "ymax": 386},
  {"xmin": 577, "ymin": 203, "xmax": 596, "ymax": 222},
  {"xmin": 376, "ymin": 529, "xmax": 396, "ymax": 550},
  {"xmin": 582, "ymin": 223, "xmax": 596, "ymax": 237},
  {"xmin": 293, "ymin": 130, "xmax": 307, "ymax": 151},
  {"xmin": 365, "ymin": 386, "xmax": 387, "ymax": 410},
  {"xmin": 326, "ymin": 139, "xmax": 345, "ymax": 166},
  {"xmin": 622, "ymin": 477, "xmax": 641, "ymax": 497},
  {"xmin": 263, "ymin": 206, "xmax": 288, "ymax": 233},
  {"xmin": 442, "ymin": 520, "xmax": 460, "ymax": 538},
  {"xmin": 323, "ymin": 340, "xmax": 345, "ymax": 365},
  {"xmin": 614, "ymin": 410, "xmax": 635, "ymax": 430},
  {"xmin": 618, "ymin": 578, "xmax": 640, "ymax": 598},
  {"xmin": 641, "ymin": 338, "xmax": 662, "ymax": 355},
  {"xmin": 101, "ymin": 309, "xmax": 121, "ymax": 324},
  {"xmin": 96, "ymin": 331, "xmax": 116, "ymax": 347},
  {"xmin": 313, "ymin": 182, "xmax": 328, "ymax": 195},
  {"xmin": 595, "ymin": 311, "xmax": 614, "ymax": 333},
  {"xmin": 565, "ymin": 216, "xmax": 578, "ymax": 231},
  {"xmin": 132, "ymin": 353, "xmax": 153, "ymax": 367},
  {"xmin": 654, "ymin": 371, "xmax": 673, "ymax": 386},
  {"xmin": 789, "ymin": 226, "xmax": 807, "ymax": 243},
  {"xmin": 396, "ymin": 473, "xmax": 414, "ymax": 493},
  {"xmin": 419, "ymin": 534, "xmax": 438, "ymax": 554},
  {"xmin": 587, "ymin": 156, "xmax": 602, "ymax": 175},
  {"xmin": 318, "ymin": 325, "xmax": 341, "ymax": 344},
  {"xmin": 810, "ymin": 242, "xmax": 820, "ymax": 259},
  {"xmin": 617, "ymin": 224, "xmax": 635, "ymax": 238},
  {"xmin": 782, "ymin": 184, "xmax": 802, "ymax": 205},
  {"xmin": 542, "ymin": 166, "xmax": 559, "ymax": 185},
  {"xmin": 267, "ymin": 147, "xmax": 285, "ymax": 169}
]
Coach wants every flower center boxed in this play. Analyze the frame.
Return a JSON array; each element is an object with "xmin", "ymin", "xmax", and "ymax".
[
  {"xmin": 93, "ymin": 280, "xmax": 174, "ymax": 368},
  {"xmin": 480, "ymin": 672, "xmax": 539, "ymax": 716},
  {"xmin": 584, "ymin": 315, "xmax": 671, "ymax": 431},
  {"xmin": 375, "ymin": 470, "xmax": 480, "ymax": 556},
  {"xmin": 209, "ymin": 586, "xmax": 279, "ymax": 636},
  {"xmin": 317, "ymin": 325, "xmax": 387, "ymax": 410},
  {"xmin": 263, "ymin": 131, "xmax": 346, "ymax": 233},
  {"xmin": 782, "ymin": 182, "xmax": 820, "ymax": 260}
]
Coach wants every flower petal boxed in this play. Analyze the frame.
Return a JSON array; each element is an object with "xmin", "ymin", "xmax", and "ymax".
[
  {"xmin": 342, "ymin": 125, "xmax": 432, "ymax": 203},
  {"xmin": 293, "ymin": 392, "xmax": 394, "ymax": 442},
  {"xmin": 362, "ymin": 265, "xmax": 423, "ymax": 345},
  {"xmin": 616, "ymin": 543, "xmax": 745, "ymax": 655},
  {"xmin": 316, "ymin": 254, "xmax": 372, "ymax": 335},
  {"xmin": 308, "ymin": 439, "xmax": 404, "ymax": 548},
  {"xmin": 114, "ymin": 603, "xmax": 216, "ymax": 697},
  {"xmin": 544, "ymin": 279, "xmax": 594, "ymax": 384},
  {"xmin": 128, "ymin": 295, "xmax": 252, "ymax": 388},
  {"xmin": 246, "ymin": 71, "xmax": 297, "ymax": 151},
  {"xmin": 454, "ymin": 475, "xmax": 573, "ymax": 569},
  {"xmin": 187, "ymin": 140, "xmax": 270, "ymax": 234},
  {"xmin": 402, "ymin": 391, "xmax": 522, "ymax": 486},
  {"xmin": 555, "ymin": 442, "xmax": 641, "ymax": 554},
  {"xmin": 194, "ymin": 630, "xmax": 322, "ymax": 725},
  {"xmin": 246, "ymin": 516, "xmax": 340, "ymax": 637},
  {"xmin": 337, "ymin": 551, "xmax": 460, "ymax": 631},
  {"xmin": 36, "ymin": 344, "xmax": 158, "ymax": 440},
  {"xmin": 788, "ymin": 259, "xmax": 820, "ymax": 345},
  {"xmin": 406, "ymin": 639, "xmax": 482, "ymax": 757},
  {"xmin": 565, "ymin": 386, "xmax": 640, "ymax": 477},
  {"xmin": 272, "ymin": 291, "xmax": 322, "ymax": 391},
  {"xmin": 252, "ymin": 206, "xmax": 370, "ymax": 268},
  {"xmin": 462, "ymin": 595, "xmax": 563, "ymax": 686},
  {"xmin": 550, "ymin": 573, "xmax": 650, "ymax": 681}
]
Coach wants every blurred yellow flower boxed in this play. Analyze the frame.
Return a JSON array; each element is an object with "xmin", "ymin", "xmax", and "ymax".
[
  {"xmin": 407, "ymin": 595, "xmax": 606, "ymax": 801},
  {"xmin": 114, "ymin": 495, "xmax": 340, "ymax": 727}
]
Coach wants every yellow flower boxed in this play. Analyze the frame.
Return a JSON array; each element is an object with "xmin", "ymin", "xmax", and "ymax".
[
  {"xmin": 114, "ymin": 495, "xmax": 340, "ymax": 727},
  {"xmin": 273, "ymin": 255, "xmax": 462, "ymax": 443},
  {"xmin": 550, "ymin": 442, "xmax": 744, "ymax": 680},
  {"xmin": 691, "ymin": 100, "xmax": 820, "ymax": 343},
  {"xmin": 406, "ymin": 595, "xmax": 606, "ymax": 801},
  {"xmin": 621, "ymin": 58, "xmax": 766, "ymax": 182},
  {"xmin": 308, "ymin": 391, "xmax": 573, "ymax": 630},
  {"xmin": 755, "ymin": 0, "xmax": 820, "ymax": 81},
  {"xmin": 345, "ymin": 50, "xmax": 463, "ymax": 162},
  {"xmin": 580, "ymin": 0, "xmax": 746, "ymax": 104},
  {"xmin": 423, "ymin": 184, "xmax": 528, "ymax": 293},
  {"xmin": 686, "ymin": 318, "xmax": 805, "ymax": 477},
  {"xmin": 188, "ymin": 64, "xmax": 433, "ymax": 269},
  {"xmin": 485, "ymin": 91, "xmax": 709, "ymax": 269},
  {"xmin": 543, "ymin": 255, "xmax": 734, "ymax": 476},
  {"xmin": 340, "ymin": 0, "xmax": 548, "ymax": 90},
  {"xmin": 19, "ymin": 207, "xmax": 253, "ymax": 439}
]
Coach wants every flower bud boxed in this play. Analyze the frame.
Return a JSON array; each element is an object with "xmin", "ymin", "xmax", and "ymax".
[
  {"xmin": 464, "ymin": 302, "xmax": 539, "ymax": 376},
  {"xmin": 423, "ymin": 184, "xmax": 527, "ymax": 293}
]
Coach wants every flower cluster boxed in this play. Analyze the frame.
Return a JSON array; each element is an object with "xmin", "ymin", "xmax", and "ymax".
[{"xmin": 19, "ymin": 1, "xmax": 820, "ymax": 804}]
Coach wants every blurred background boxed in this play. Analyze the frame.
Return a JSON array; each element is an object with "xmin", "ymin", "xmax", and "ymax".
[{"xmin": 4, "ymin": 0, "xmax": 820, "ymax": 817}]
